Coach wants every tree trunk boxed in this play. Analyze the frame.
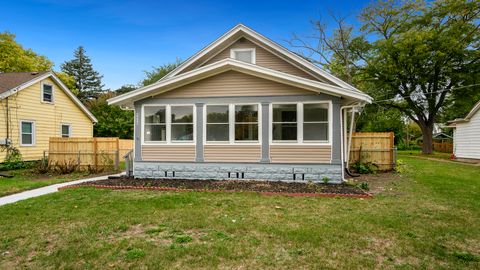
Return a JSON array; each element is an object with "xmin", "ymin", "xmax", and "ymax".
[{"xmin": 419, "ymin": 124, "xmax": 434, "ymax": 154}]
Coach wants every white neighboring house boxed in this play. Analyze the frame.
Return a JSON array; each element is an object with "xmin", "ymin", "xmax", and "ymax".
[{"xmin": 448, "ymin": 100, "xmax": 480, "ymax": 160}]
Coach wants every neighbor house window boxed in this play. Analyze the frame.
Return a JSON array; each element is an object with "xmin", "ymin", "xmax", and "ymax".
[
  {"xmin": 235, "ymin": 104, "xmax": 258, "ymax": 141},
  {"xmin": 144, "ymin": 106, "xmax": 166, "ymax": 142},
  {"xmin": 20, "ymin": 121, "xmax": 35, "ymax": 146},
  {"xmin": 303, "ymin": 103, "xmax": 329, "ymax": 141},
  {"xmin": 170, "ymin": 106, "xmax": 194, "ymax": 141},
  {"xmin": 61, "ymin": 124, "xmax": 71, "ymax": 138},
  {"xmin": 42, "ymin": 83, "xmax": 53, "ymax": 103},
  {"xmin": 206, "ymin": 105, "xmax": 229, "ymax": 141},
  {"xmin": 230, "ymin": 48, "xmax": 255, "ymax": 64},
  {"xmin": 272, "ymin": 104, "xmax": 297, "ymax": 141}
]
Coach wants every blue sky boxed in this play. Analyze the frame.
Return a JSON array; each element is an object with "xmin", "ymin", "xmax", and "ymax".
[{"xmin": 1, "ymin": 0, "xmax": 370, "ymax": 89}]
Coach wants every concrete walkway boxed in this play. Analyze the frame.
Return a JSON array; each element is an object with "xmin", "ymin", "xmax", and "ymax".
[{"xmin": 0, "ymin": 173, "xmax": 121, "ymax": 207}]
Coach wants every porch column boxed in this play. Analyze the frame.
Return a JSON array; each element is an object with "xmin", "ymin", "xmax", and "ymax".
[
  {"xmin": 195, "ymin": 102, "xmax": 205, "ymax": 162},
  {"xmin": 134, "ymin": 104, "xmax": 142, "ymax": 162},
  {"xmin": 260, "ymin": 102, "xmax": 270, "ymax": 163},
  {"xmin": 331, "ymin": 99, "xmax": 342, "ymax": 164}
]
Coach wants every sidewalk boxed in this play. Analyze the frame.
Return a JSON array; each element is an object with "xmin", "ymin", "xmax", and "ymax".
[{"xmin": 0, "ymin": 173, "xmax": 121, "ymax": 207}]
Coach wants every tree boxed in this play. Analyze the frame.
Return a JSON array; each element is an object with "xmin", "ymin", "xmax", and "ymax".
[
  {"xmin": 61, "ymin": 46, "xmax": 104, "ymax": 102},
  {"xmin": 115, "ymin": 84, "xmax": 137, "ymax": 95},
  {"xmin": 293, "ymin": 0, "xmax": 480, "ymax": 154},
  {"xmin": 86, "ymin": 92, "xmax": 133, "ymax": 139},
  {"xmin": 356, "ymin": 105, "xmax": 406, "ymax": 145},
  {"xmin": 0, "ymin": 32, "xmax": 53, "ymax": 72},
  {"xmin": 141, "ymin": 59, "xmax": 181, "ymax": 86},
  {"xmin": 55, "ymin": 72, "xmax": 79, "ymax": 95}
]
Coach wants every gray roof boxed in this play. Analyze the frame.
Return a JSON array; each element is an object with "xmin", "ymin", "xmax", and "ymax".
[{"xmin": 0, "ymin": 71, "xmax": 49, "ymax": 94}]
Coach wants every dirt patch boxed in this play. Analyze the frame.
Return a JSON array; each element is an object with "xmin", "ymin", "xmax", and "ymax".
[
  {"xmin": 347, "ymin": 172, "xmax": 402, "ymax": 195},
  {"xmin": 69, "ymin": 178, "xmax": 369, "ymax": 197}
]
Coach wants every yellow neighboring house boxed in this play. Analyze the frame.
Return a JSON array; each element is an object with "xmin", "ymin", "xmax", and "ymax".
[{"xmin": 0, "ymin": 71, "xmax": 97, "ymax": 162}]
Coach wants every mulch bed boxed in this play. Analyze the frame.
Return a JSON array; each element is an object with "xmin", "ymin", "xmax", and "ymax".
[{"xmin": 62, "ymin": 178, "xmax": 372, "ymax": 198}]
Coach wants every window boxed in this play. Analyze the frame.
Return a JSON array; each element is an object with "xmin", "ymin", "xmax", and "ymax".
[
  {"xmin": 272, "ymin": 104, "xmax": 297, "ymax": 141},
  {"xmin": 61, "ymin": 124, "xmax": 71, "ymax": 138},
  {"xmin": 20, "ymin": 121, "xmax": 35, "ymax": 146},
  {"xmin": 303, "ymin": 103, "xmax": 329, "ymax": 141},
  {"xmin": 42, "ymin": 83, "xmax": 53, "ymax": 103},
  {"xmin": 230, "ymin": 48, "xmax": 255, "ymax": 64},
  {"xmin": 144, "ymin": 106, "xmax": 166, "ymax": 142},
  {"xmin": 235, "ymin": 104, "xmax": 258, "ymax": 141},
  {"xmin": 206, "ymin": 105, "xmax": 229, "ymax": 141},
  {"xmin": 171, "ymin": 106, "xmax": 194, "ymax": 141}
]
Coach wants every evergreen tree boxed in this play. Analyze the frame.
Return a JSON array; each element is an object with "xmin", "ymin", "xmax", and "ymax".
[{"xmin": 61, "ymin": 46, "xmax": 104, "ymax": 102}]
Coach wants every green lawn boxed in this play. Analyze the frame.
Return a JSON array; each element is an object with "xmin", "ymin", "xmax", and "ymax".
[
  {"xmin": 398, "ymin": 149, "xmax": 453, "ymax": 160},
  {"xmin": 0, "ymin": 156, "xmax": 478, "ymax": 269}
]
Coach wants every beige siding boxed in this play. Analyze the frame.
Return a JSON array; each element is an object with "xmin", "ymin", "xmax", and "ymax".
[
  {"xmin": 193, "ymin": 38, "xmax": 319, "ymax": 81},
  {"xmin": 155, "ymin": 71, "xmax": 314, "ymax": 98},
  {"xmin": 204, "ymin": 145, "xmax": 261, "ymax": 162},
  {"xmin": 0, "ymin": 77, "xmax": 93, "ymax": 162},
  {"xmin": 270, "ymin": 145, "xmax": 331, "ymax": 163},
  {"xmin": 142, "ymin": 145, "xmax": 196, "ymax": 162}
]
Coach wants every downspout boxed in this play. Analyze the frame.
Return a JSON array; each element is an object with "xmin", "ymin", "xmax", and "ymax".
[{"xmin": 340, "ymin": 103, "xmax": 363, "ymax": 181}]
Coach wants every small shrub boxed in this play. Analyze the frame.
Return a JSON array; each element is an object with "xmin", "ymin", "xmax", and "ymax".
[
  {"xmin": 395, "ymin": 159, "xmax": 407, "ymax": 174},
  {"xmin": 322, "ymin": 177, "xmax": 330, "ymax": 184},
  {"xmin": 358, "ymin": 182, "xmax": 369, "ymax": 191},
  {"xmin": 52, "ymin": 160, "xmax": 78, "ymax": 174},
  {"xmin": 35, "ymin": 157, "xmax": 50, "ymax": 174},
  {"xmin": 351, "ymin": 162, "xmax": 378, "ymax": 174},
  {"xmin": 0, "ymin": 147, "xmax": 33, "ymax": 171}
]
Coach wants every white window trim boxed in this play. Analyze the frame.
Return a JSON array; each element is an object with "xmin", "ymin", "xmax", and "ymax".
[
  {"xmin": 61, "ymin": 123, "xmax": 72, "ymax": 138},
  {"xmin": 269, "ymin": 101, "xmax": 332, "ymax": 146},
  {"xmin": 20, "ymin": 120, "xmax": 35, "ymax": 147},
  {"xmin": 230, "ymin": 48, "xmax": 256, "ymax": 64},
  {"xmin": 203, "ymin": 103, "xmax": 262, "ymax": 145},
  {"xmin": 141, "ymin": 104, "xmax": 196, "ymax": 145},
  {"xmin": 41, "ymin": 82, "xmax": 54, "ymax": 104}
]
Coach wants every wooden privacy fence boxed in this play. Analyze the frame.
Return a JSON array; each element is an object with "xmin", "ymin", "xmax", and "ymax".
[
  {"xmin": 433, "ymin": 142, "xmax": 453, "ymax": 153},
  {"xmin": 349, "ymin": 132, "xmax": 395, "ymax": 171},
  {"xmin": 48, "ymin": 137, "xmax": 133, "ymax": 170}
]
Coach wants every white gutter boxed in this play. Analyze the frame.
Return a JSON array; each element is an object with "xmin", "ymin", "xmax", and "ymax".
[{"xmin": 340, "ymin": 102, "xmax": 364, "ymax": 182}]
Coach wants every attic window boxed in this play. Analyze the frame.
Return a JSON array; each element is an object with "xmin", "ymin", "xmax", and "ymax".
[
  {"xmin": 230, "ymin": 48, "xmax": 255, "ymax": 64},
  {"xmin": 42, "ymin": 83, "xmax": 53, "ymax": 103}
]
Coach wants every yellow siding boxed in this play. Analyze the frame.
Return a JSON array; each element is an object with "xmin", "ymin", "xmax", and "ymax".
[
  {"xmin": 155, "ymin": 71, "xmax": 314, "ymax": 98},
  {"xmin": 142, "ymin": 145, "xmax": 196, "ymax": 162},
  {"xmin": 0, "ymin": 77, "xmax": 93, "ymax": 162},
  {"xmin": 270, "ymin": 145, "xmax": 331, "ymax": 163},
  {"xmin": 204, "ymin": 145, "xmax": 261, "ymax": 162}
]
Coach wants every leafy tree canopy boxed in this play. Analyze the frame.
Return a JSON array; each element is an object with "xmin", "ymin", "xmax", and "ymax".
[
  {"xmin": 0, "ymin": 32, "xmax": 53, "ymax": 72},
  {"xmin": 141, "ymin": 59, "xmax": 181, "ymax": 86}
]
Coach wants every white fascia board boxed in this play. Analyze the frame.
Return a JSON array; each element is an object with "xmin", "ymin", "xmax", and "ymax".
[
  {"xmin": 108, "ymin": 59, "xmax": 372, "ymax": 106},
  {"xmin": 162, "ymin": 24, "xmax": 362, "ymax": 93},
  {"xmin": 0, "ymin": 71, "xmax": 98, "ymax": 123}
]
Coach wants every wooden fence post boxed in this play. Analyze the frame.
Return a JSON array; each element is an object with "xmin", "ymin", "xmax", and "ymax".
[
  {"xmin": 115, "ymin": 138, "xmax": 120, "ymax": 170},
  {"xmin": 93, "ymin": 137, "xmax": 98, "ymax": 171}
]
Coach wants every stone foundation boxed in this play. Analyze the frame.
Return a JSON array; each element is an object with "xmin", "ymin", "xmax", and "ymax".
[{"xmin": 134, "ymin": 162, "xmax": 343, "ymax": 183}]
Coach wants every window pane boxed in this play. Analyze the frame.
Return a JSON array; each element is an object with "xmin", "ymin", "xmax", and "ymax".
[
  {"xmin": 22, "ymin": 122, "xmax": 32, "ymax": 133},
  {"xmin": 235, "ymin": 124, "xmax": 258, "ymax": 141},
  {"xmin": 22, "ymin": 134, "xmax": 32, "ymax": 145},
  {"xmin": 144, "ymin": 107, "xmax": 166, "ymax": 123},
  {"xmin": 303, "ymin": 123, "xmax": 328, "ymax": 141},
  {"xmin": 206, "ymin": 124, "xmax": 229, "ymax": 141},
  {"xmin": 62, "ymin": 125, "xmax": 70, "ymax": 137},
  {"xmin": 235, "ymin": 105, "xmax": 258, "ymax": 122},
  {"xmin": 273, "ymin": 104, "xmax": 296, "ymax": 122},
  {"xmin": 304, "ymin": 103, "xmax": 328, "ymax": 122},
  {"xmin": 234, "ymin": 51, "xmax": 253, "ymax": 63},
  {"xmin": 171, "ymin": 106, "xmax": 193, "ymax": 123},
  {"xmin": 207, "ymin": 105, "xmax": 229, "ymax": 123},
  {"xmin": 171, "ymin": 124, "xmax": 194, "ymax": 141},
  {"xmin": 272, "ymin": 123, "xmax": 297, "ymax": 140},
  {"xmin": 43, "ymin": 85, "xmax": 53, "ymax": 102},
  {"xmin": 144, "ymin": 124, "xmax": 166, "ymax": 141}
]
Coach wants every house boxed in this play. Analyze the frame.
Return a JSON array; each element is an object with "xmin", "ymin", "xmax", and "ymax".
[
  {"xmin": 0, "ymin": 71, "xmax": 97, "ymax": 162},
  {"xmin": 108, "ymin": 24, "xmax": 372, "ymax": 182},
  {"xmin": 448, "ymin": 100, "xmax": 480, "ymax": 160}
]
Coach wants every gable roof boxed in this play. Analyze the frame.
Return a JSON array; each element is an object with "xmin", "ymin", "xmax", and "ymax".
[
  {"xmin": 162, "ymin": 24, "xmax": 362, "ymax": 92},
  {"xmin": 448, "ymin": 100, "xmax": 480, "ymax": 126},
  {"xmin": 108, "ymin": 58, "xmax": 372, "ymax": 107},
  {"xmin": 0, "ymin": 71, "xmax": 97, "ymax": 123},
  {"xmin": 0, "ymin": 71, "xmax": 50, "ymax": 94}
]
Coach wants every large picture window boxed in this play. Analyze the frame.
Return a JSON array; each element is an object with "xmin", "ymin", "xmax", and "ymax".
[
  {"xmin": 272, "ymin": 104, "xmax": 297, "ymax": 141},
  {"xmin": 303, "ymin": 103, "xmax": 329, "ymax": 141},
  {"xmin": 235, "ymin": 104, "xmax": 258, "ymax": 141},
  {"xmin": 144, "ymin": 106, "xmax": 166, "ymax": 142},
  {"xmin": 171, "ymin": 106, "xmax": 194, "ymax": 141},
  {"xmin": 206, "ymin": 105, "xmax": 229, "ymax": 141}
]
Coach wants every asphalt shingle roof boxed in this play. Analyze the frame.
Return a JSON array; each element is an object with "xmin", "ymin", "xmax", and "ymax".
[{"xmin": 0, "ymin": 71, "xmax": 49, "ymax": 95}]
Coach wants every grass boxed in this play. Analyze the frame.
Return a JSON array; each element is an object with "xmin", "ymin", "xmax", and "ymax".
[
  {"xmin": 0, "ymin": 156, "xmax": 478, "ymax": 269},
  {"xmin": 398, "ymin": 149, "xmax": 453, "ymax": 160}
]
